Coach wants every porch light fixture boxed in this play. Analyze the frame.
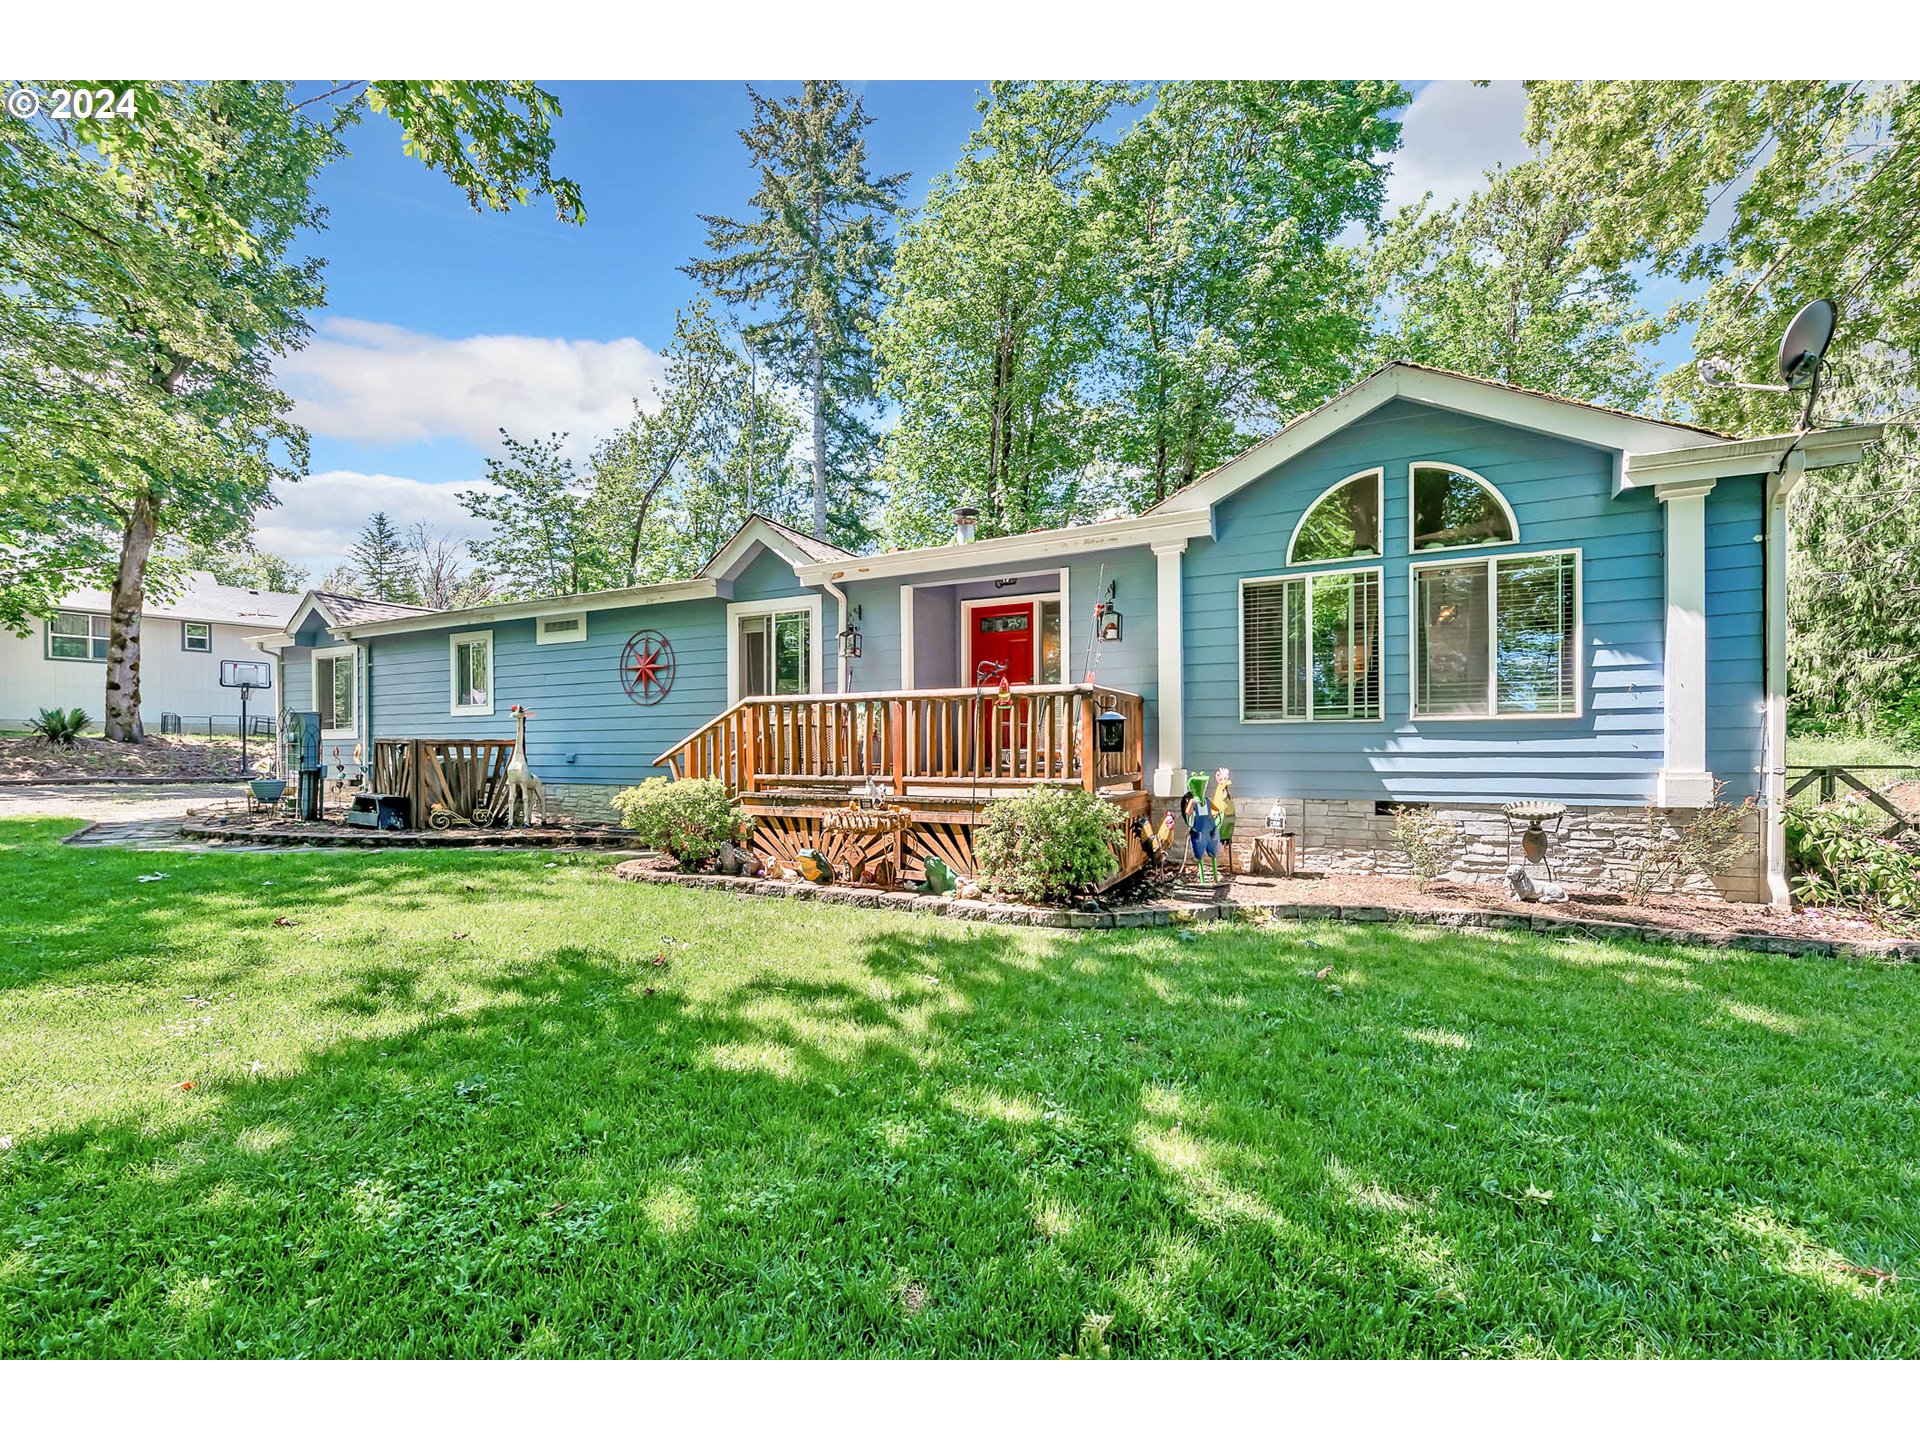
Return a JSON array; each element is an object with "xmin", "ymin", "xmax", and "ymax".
[
  {"xmin": 838, "ymin": 604, "xmax": 863, "ymax": 660},
  {"xmin": 1096, "ymin": 581, "xmax": 1122, "ymax": 643},
  {"xmin": 1096, "ymin": 698, "xmax": 1127, "ymax": 754}
]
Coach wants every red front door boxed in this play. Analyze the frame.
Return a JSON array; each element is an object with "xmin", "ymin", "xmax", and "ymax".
[{"xmin": 968, "ymin": 601, "xmax": 1036, "ymax": 685}]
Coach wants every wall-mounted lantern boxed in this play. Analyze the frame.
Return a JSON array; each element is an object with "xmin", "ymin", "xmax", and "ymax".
[
  {"xmin": 1096, "ymin": 697, "xmax": 1127, "ymax": 754},
  {"xmin": 1095, "ymin": 581, "xmax": 1123, "ymax": 644},
  {"xmin": 838, "ymin": 604, "xmax": 863, "ymax": 659}
]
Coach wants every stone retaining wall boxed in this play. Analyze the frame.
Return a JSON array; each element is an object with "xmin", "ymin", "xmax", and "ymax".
[{"xmin": 1151, "ymin": 795, "xmax": 1766, "ymax": 904}]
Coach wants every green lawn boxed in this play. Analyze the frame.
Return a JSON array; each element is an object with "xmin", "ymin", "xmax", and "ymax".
[
  {"xmin": 1, "ymin": 818, "xmax": 1916, "ymax": 1357},
  {"xmin": 1788, "ymin": 732, "xmax": 1920, "ymax": 774}
]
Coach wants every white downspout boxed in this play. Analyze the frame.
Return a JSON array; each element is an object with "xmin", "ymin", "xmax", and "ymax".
[{"xmin": 1763, "ymin": 450, "xmax": 1806, "ymax": 910}]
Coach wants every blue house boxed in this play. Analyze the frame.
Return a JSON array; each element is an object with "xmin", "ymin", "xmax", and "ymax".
[{"xmin": 252, "ymin": 363, "xmax": 1879, "ymax": 903}]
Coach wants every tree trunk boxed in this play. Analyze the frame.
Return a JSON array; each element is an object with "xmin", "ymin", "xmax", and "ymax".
[
  {"xmin": 103, "ymin": 488, "xmax": 159, "ymax": 743},
  {"xmin": 809, "ymin": 343, "xmax": 828, "ymax": 540}
]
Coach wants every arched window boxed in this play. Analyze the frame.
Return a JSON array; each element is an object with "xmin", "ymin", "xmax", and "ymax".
[
  {"xmin": 1410, "ymin": 463, "xmax": 1517, "ymax": 551},
  {"xmin": 1288, "ymin": 469, "xmax": 1383, "ymax": 565}
]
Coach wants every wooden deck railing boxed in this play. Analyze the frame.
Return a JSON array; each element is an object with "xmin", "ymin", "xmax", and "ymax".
[{"xmin": 654, "ymin": 684, "xmax": 1145, "ymax": 796}]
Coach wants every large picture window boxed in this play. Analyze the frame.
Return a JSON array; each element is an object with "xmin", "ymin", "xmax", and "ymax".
[
  {"xmin": 450, "ymin": 630, "xmax": 494, "ymax": 715},
  {"xmin": 46, "ymin": 611, "xmax": 110, "ymax": 661},
  {"xmin": 1413, "ymin": 550, "xmax": 1578, "ymax": 718},
  {"xmin": 1288, "ymin": 469, "xmax": 1383, "ymax": 565},
  {"xmin": 313, "ymin": 648, "xmax": 357, "ymax": 737},
  {"xmin": 1241, "ymin": 568, "xmax": 1382, "ymax": 722}
]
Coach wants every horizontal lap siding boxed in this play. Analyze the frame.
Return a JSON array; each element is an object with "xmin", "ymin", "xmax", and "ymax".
[
  {"xmin": 1182, "ymin": 397, "xmax": 1673, "ymax": 805},
  {"xmin": 1705, "ymin": 476, "xmax": 1766, "ymax": 800},
  {"xmin": 366, "ymin": 599, "xmax": 728, "ymax": 788}
]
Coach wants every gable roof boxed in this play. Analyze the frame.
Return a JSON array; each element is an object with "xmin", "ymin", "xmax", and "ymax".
[
  {"xmin": 55, "ymin": 571, "xmax": 302, "ymax": 626},
  {"xmin": 308, "ymin": 592, "xmax": 440, "ymax": 627},
  {"xmin": 698, "ymin": 513, "xmax": 855, "ymax": 581}
]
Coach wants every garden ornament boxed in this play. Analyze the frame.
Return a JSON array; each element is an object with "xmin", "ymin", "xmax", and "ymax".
[
  {"xmin": 1213, "ymin": 768, "xmax": 1235, "ymax": 844},
  {"xmin": 1154, "ymin": 809, "xmax": 1176, "ymax": 861},
  {"xmin": 795, "ymin": 848, "xmax": 835, "ymax": 884},
  {"xmin": 917, "ymin": 855, "xmax": 959, "ymax": 896},
  {"xmin": 714, "ymin": 841, "xmax": 755, "ymax": 876},
  {"xmin": 1181, "ymin": 773, "xmax": 1221, "ymax": 884},
  {"xmin": 1505, "ymin": 863, "xmax": 1568, "ymax": 904},
  {"xmin": 503, "ymin": 705, "xmax": 547, "ymax": 828}
]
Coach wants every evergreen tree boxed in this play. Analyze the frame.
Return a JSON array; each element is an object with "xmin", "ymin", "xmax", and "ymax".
[
  {"xmin": 1369, "ymin": 160, "xmax": 1660, "ymax": 410},
  {"xmin": 684, "ymin": 81, "xmax": 906, "ymax": 544},
  {"xmin": 348, "ymin": 511, "xmax": 422, "ymax": 603}
]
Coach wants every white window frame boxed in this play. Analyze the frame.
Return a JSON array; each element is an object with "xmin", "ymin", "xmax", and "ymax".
[
  {"xmin": 536, "ymin": 611, "xmax": 587, "ymax": 645},
  {"xmin": 725, "ymin": 594, "xmax": 824, "ymax": 704},
  {"xmin": 312, "ymin": 645, "xmax": 359, "ymax": 740},
  {"xmin": 1408, "ymin": 548, "xmax": 1583, "ymax": 722},
  {"xmin": 182, "ymin": 621, "xmax": 213, "ymax": 653},
  {"xmin": 449, "ymin": 629, "xmax": 496, "ymax": 717},
  {"xmin": 1238, "ymin": 565, "xmax": 1384, "ymax": 724},
  {"xmin": 1286, "ymin": 467, "xmax": 1385, "ymax": 567},
  {"xmin": 45, "ymin": 611, "xmax": 110, "ymax": 662},
  {"xmin": 1407, "ymin": 461, "xmax": 1520, "ymax": 556}
]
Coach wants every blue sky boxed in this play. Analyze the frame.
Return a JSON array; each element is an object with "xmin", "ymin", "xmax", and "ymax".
[{"xmin": 264, "ymin": 80, "xmax": 1566, "ymax": 579}]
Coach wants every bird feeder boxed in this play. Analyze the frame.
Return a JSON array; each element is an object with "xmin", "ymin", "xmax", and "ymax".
[{"xmin": 1096, "ymin": 700, "xmax": 1127, "ymax": 754}]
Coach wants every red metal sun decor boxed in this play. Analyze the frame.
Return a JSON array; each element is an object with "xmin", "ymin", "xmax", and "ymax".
[{"xmin": 619, "ymin": 630, "xmax": 676, "ymax": 705}]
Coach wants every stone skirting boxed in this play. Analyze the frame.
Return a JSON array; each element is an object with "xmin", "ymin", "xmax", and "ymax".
[
  {"xmin": 539, "ymin": 782, "xmax": 631, "ymax": 826},
  {"xmin": 1153, "ymin": 796, "xmax": 1767, "ymax": 904}
]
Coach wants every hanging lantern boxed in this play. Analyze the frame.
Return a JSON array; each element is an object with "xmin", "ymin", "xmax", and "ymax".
[
  {"xmin": 1095, "ymin": 581, "xmax": 1122, "ymax": 643},
  {"xmin": 836, "ymin": 603, "xmax": 863, "ymax": 659},
  {"xmin": 1096, "ymin": 701, "xmax": 1126, "ymax": 754}
]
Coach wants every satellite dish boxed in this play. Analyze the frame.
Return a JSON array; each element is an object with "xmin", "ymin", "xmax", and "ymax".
[{"xmin": 1778, "ymin": 298, "xmax": 1836, "ymax": 390}]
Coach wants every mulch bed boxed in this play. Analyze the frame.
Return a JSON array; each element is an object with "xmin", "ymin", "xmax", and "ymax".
[
  {"xmin": 180, "ymin": 806, "xmax": 641, "ymax": 849},
  {"xmin": 0, "ymin": 735, "xmax": 263, "ymax": 784},
  {"xmin": 610, "ymin": 854, "xmax": 1920, "ymax": 961}
]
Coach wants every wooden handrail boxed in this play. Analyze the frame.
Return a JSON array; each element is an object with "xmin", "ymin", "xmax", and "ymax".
[{"xmin": 654, "ymin": 683, "xmax": 1146, "ymax": 797}]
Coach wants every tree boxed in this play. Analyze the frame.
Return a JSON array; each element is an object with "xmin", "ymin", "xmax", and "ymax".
[
  {"xmin": 182, "ymin": 541, "xmax": 309, "ymax": 593},
  {"xmin": 1522, "ymin": 81, "xmax": 1919, "ymax": 432},
  {"xmin": 685, "ymin": 81, "xmax": 906, "ymax": 544},
  {"xmin": 460, "ymin": 432, "xmax": 621, "ymax": 599},
  {"xmin": 406, "ymin": 523, "xmax": 494, "ymax": 610},
  {"xmin": 877, "ymin": 82, "xmax": 1134, "ymax": 545},
  {"xmin": 1369, "ymin": 160, "xmax": 1660, "ymax": 410},
  {"xmin": 349, "ymin": 511, "xmax": 422, "ymax": 603},
  {"xmin": 1092, "ymin": 81, "xmax": 1406, "ymax": 506},
  {"xmin": 0, "ymin": 79, "xmax": 581, "ymax": 741}
]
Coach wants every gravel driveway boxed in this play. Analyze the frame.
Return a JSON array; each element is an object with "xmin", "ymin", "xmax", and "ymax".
[{"xmin": 0, "ymin": 781, "xmax": 243, "ymax": 827}]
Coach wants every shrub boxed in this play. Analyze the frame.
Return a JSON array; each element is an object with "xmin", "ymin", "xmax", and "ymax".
[
  {"xmin": 1625, "ymin": 784, "xmax": 1758, "ymax": 902},
  {"xmin": 612, "ymin": 777, "xmax": 752, "ymax": 870},
  {"xmin": 1388, "ymin": 804, "xmax": 1457, "ymax": 887},
  {"xmin": 1787, "ymin": 801, "xmax": 1920, "ymax": 916},
  {"xmin": 974, "ymin": 786, "xmax": 1125, "ymax": 904},
  {"xmin": 26, "ymin": 706, "xmax": 89, "ymax": 747}
]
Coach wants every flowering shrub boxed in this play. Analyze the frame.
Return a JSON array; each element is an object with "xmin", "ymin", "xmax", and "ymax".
[
  {"xmin": 974, "ymin": 786, "xmax": 1125, "ymax": 903},
  {"xmin": 612, "ymin": 777, "xmax": 751, "ymax": 870}
]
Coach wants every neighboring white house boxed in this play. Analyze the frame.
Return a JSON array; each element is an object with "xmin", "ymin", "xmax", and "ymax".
[{"xmin": 0, "ymin": 573, "xmax": 302, "ymax": 732}]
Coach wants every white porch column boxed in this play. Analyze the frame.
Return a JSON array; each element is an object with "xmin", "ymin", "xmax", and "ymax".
[
  {"xmin": 1655, "ymin": 478, "xmax": 1716, "ymax": 807},
  {"xmin": 1762, "ymin": 452, "xmax": 1805, "ymax": 908},
  {"xmin": 1151, "ymin": 538, "xmax": 1187, "ymax": 798}
]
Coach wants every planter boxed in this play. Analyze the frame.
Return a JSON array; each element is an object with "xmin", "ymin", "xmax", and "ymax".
[{"xmin": 248, "ymin": 778, "xmax": 288, "ymax": 804}]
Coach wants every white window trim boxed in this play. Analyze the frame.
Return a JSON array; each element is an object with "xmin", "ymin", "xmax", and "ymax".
[
  {"xmin": 312, "ymin": 645, "xmax": 359, "ymax": 740},
  {"xmin": 46, "ymin": 610, "xmax": 110, "ymax": 663},
  {"xmin": 1407, "ymin": 461, "xmax": 1521, "ymax": 556},
  {"xmin": 725, "ymin": 594, "xmax": 824, "ymax": 704},
  {"xmin": 1285, "ymin": 467, "xmax": 1385, "ymax": 568},
  {"xmin": 1238, "ymin": 565, "xmax": 1384, "ymax": 724},
  {"xmin": 536, "ymin": 611, "xmax": 587, "ymax": 645},
  {"xmin": 899, "ymin": 567, "xmax": 1069, "ymax": 692},
  {"xmin": 449, "ymin": 629, "xmax": 496, "ymax": 716},
  {"xmin": 182, "ymin": 621, "xmax": 213, "ymax": 653},
  {"xmin": 1408, "ymin": 547, "xmax": 1583, "ymax": 722}
]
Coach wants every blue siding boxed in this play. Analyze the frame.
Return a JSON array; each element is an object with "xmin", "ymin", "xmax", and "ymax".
[
  {"xmin": 1704, "ymin": 475, "xmax": 1766, "ymax": 801},
  {"xmin": 1180, "ymin": 396, "xmax": 1762, "ymax": 805}
]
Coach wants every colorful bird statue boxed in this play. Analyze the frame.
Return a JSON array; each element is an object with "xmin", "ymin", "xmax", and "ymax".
[
  {"xmin": 795, "ymin": 848, "xmax": 835, "ymax": 884},
  {"xmin": 1213, "ymin": 767, "xmax": 1235, "ymax": 873},
  {"xmin": 917, "ymin": 855, "xmax": 959, "ymax": 895},
  {"xmin": 1181, "ymin": 772, "xmax": 1221, "ymax": 884},
  {"xmin": 1155, "ymin": 808, "xmax": 1176, "ymax": 859},
  {"xmin": 1134, "ymin": 814, "xmax": 1160, "ymax": 863}
]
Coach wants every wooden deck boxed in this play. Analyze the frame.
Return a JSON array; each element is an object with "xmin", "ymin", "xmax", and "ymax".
[{"xmin": 655, "ymin": 684, "xmax": 1151, "ymax": 885}]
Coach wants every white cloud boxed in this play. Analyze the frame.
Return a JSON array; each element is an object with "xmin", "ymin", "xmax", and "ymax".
[
  {"xmin": 1382, "ymin": 80, "xmax": 1531, "ymax": 216},
  {"xmin": 256, "ymin": 470, "xmax": 496, "ymax": 579},
  {"xmin": 279, "ymin": 319, "xmax": 664, "ymax": 455}
]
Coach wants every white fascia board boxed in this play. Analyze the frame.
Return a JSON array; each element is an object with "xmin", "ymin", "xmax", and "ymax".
[
  {"xmin": 698, "ymin": 518, "xmax": 818, "ymax": 582},
  {"xmin": 329, "ymin": 579, "xmax": 720, "ymax": 640},
  {"xmin": 1621, "ymin": 424, "xmax": 1884, "ymax": 492},
  {"xmin": 793, "ymin": 510, "xmax": 1213, "ymax": 586}
]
